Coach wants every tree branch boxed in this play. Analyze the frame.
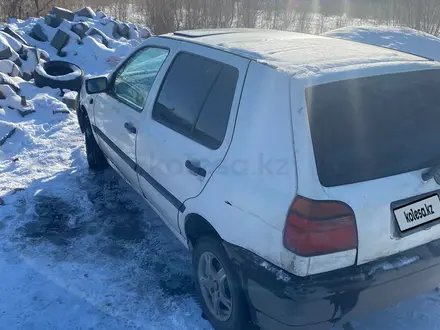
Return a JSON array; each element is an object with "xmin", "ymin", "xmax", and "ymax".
[{"xmin": 36, "ymin": 0, "xmax": 56, "ymax": 15}]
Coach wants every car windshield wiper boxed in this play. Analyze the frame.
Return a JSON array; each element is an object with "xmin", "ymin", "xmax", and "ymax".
[
  {"xmin": 421, "ymin": 155, "xmax": 440, "ymax": 183},
  {"xmin": 422, "ymin": 165, "xmax": 440, "ymax": 182}
]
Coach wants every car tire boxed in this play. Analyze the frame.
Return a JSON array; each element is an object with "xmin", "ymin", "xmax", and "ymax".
[
  {"xmin": 34, "ymin": 61, "xmax": 84, "ymax": 91},
  {"xmin": 84, "ymin": 117, "xmax": 108, "ymax": 171},
  {"xmin": 76, "ymin": 101, "xmax": 86, "ymax": 134},
  {"xmin": 193, "ymin": 236, "xmax": 250, "ymax": 330}
]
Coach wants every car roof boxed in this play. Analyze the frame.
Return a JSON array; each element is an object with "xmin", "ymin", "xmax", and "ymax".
[{"xmin": 162, "ymin": 28, "xmax": 431, "ymax": 77}]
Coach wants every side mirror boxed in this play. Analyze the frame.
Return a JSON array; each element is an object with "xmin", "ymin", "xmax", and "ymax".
[{"xmin": 85, "ymin": 76, "xmax": 109, "ymax": 94}]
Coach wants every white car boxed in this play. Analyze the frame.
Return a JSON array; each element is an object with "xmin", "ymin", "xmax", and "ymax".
[{"xmin": 77, "ymin": 29, "xmax": 440, "ymax": 330}]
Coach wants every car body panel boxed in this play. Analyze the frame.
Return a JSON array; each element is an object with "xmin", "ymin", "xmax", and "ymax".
[
  {"xmin": 137, "ymin": 41, "xmax": 250, "ymax": 232},
  {"xmin": 291, "ymin": 61, "xmax": 440, "ymax": 268},
  {"xmin": 180, "ymin": 62, "xmax": 297, "ymax": 271}
]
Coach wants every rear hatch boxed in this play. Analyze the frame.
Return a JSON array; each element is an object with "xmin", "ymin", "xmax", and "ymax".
[{"xmin": 304, "ymin": 68, "xmax": 440, "ymax": 265}]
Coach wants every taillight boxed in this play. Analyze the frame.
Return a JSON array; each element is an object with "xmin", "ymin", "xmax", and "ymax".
[{"xmin": 283, "ymin": 196, "xmax": 357, "ymax": 257}]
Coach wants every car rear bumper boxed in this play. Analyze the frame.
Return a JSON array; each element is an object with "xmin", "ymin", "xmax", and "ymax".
[{"xmin": 223, "ymin": 239, "xmax": 440, "ymax": 330}]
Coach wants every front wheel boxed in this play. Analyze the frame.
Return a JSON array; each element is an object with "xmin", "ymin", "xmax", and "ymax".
[
  {"xmin": 193, "ymin": 237, "xmax": 250, "ymax": 330},
  {"xmin": 84, "ymin": 119, "xmax": 108, "ymax": 171}
]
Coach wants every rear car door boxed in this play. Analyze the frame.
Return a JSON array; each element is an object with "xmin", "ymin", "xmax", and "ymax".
[
  {"xmin": 299, "ymin": 67, "xmax": 440, "ymax": 265},
  {"xmin": 93, "ymin": 46, "xmax": 170, "ymax": 188},
  {"xmin": 136, "ymin": 44, "xmax": 249, "ymax": 231}
]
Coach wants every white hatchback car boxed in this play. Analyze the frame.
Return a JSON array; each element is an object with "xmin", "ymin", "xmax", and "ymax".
[{"xmin": 77, "ymin": 29, "xmax": 440, "ymax": 330}]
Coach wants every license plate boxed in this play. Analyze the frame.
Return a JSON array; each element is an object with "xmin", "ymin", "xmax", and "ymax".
[{"xmin": 394, "ymin": 195, "xmax": 440, "ymax": 231}]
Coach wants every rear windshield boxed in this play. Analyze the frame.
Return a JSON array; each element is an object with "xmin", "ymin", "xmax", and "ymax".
[{"xmin": 306, "ymin": 69, "xmax": 440, "ymax": 187}]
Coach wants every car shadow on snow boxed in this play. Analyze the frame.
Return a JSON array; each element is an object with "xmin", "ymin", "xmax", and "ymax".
[{"xmin": 12, "ymin": 166, "xmax": 196, "ymax": 300}]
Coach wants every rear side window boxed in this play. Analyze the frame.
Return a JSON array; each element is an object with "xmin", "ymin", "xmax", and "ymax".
[
  {"xmin": 152, "ymin": 52, "xmax": 239, "ymax": 149},
  {"xmin": 306, "ymin": 69, "xmax": 440, "ymax": 187}
]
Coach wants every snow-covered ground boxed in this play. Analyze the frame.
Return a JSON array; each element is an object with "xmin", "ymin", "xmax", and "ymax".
[
  {"xmin": 8, "ymin": 16, "xmax": 146, "ymax": 76},
  {"xmin": 324, "ymin": 26, "xmax": 440, "ymax": 60},
  {"xmin": 2, "ymin": 15, "xmax": 440, "ymax": 329}
]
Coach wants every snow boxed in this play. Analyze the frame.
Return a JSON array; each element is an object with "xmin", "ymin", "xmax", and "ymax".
[
  {"xmin": 0, "ymin": 59, "xmax": 21, "ymax": 76},
  {"xmin": 0, "ymin": 121, "xmax": 15, "ymax": 141},
  {"xmin": 0, "ymin": 84, "xmax": 22, "ymax": 109},
  {"xmin": 170, "ymin": 29, "xmax": 430, "ymax": 77},
  {"xmin": 0, "ymin": 31, "xmax": 23, "ymax": 52},
  {"xmin": 20, "ymin": 47, "xmax": 40, "ymax": 76},
  {"xmin": 0, "ymin": 36, "xmax": 9, "ymax": 51},
  {"xmin": 2, "ymin": 14, "xmax": 440, "ymax": 330},
  {"xmin": 6, "ymin": 15, "xmax": 143, "ymax": 76},
  {"xmin": 35, "ymin": 62, "xmax": 81, "ymax": 81},
  {"xmin": 323, "ymin": 26, "xmax": 440, "ymax": 61}
]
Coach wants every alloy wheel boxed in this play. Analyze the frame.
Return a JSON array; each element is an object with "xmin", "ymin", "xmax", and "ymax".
[{"xmin": 197, "ymin": 251, "xmax": 233, "ymax": 322}]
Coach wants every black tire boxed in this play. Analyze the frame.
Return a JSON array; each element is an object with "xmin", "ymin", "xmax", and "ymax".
[
  {"xmin": 193, "ymin": 237, "xmax": 250, "ymax": 330},
  {"xmin": 76, "ymin": 98, "xmax": 86, "ymax": 133},
  {"xmin": 34, "ymin": 61, "xmax": 84, "ymax": 91},
  {"xmin": 84, "ymin": 118, "xmax": 108, "ymax": 171}
]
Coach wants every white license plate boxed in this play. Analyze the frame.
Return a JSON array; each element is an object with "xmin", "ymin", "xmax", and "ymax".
[{"xmin": 394, "ymin": 195, "xmax": 440, "ymax": 231}]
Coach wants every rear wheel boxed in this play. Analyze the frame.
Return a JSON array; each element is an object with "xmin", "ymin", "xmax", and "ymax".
[
  {"xmin": 192, "ymin": 236, "xmax": 250, "ymax": 330},
  {"xmin": 84, "ymin": 118, "xmax": 108, "ymax": 171}
]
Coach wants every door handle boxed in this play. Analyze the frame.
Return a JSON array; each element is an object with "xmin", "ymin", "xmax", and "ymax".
[
  {"xmin": 124, "ymin": 122, "xmax": 137, "ymax": 134},
  {"xmin": 185, "ymin": 160, "xmax": 206, "ymax": 177}
]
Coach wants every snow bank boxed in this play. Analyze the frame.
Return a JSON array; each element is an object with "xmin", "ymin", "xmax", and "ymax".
[
  {"xmin": 0, "ymin": 60, "xmax": 21, "ymax": 77},
  {"xmin": 324, "ymin": 26, "xmax": 440, "ymax": 61},
  {"xmin": 0, "ymin": 31, "xmax": 22, "ymax": 52},
  {"xmin": 0, "ymin": 8, "xmax": 151, "ymax": 85},
  {"xmin": 0, "ymin": 6, "xmax": 152, "ymax": 192},
  {"xmin": 4, "ymin": 10, "xmax": 149, "ymax": 75},
  {"xmin": 0, "ymin": 121, "xmax": 16, "ymax": 146}
]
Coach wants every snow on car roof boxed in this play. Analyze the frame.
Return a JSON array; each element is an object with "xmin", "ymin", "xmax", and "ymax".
[{"xmin": 165, "ymin": 28, "xmax": 431, "ymax": 77}]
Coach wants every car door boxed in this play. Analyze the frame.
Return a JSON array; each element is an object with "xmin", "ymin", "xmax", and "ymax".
[
  {"xmin": 93, "ymin": 46, "xmax": 170, "ymax": 189},
  {"xmin": 136, "ymin": 43, "xmax": 250, "ymax": 232}
]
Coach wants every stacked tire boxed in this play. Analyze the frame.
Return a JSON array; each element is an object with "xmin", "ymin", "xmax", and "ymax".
[{"xmin": 34, "ymin": 61, "xmax": 84, "ymax": 91}]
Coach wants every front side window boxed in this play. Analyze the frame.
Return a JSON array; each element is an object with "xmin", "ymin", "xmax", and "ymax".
[
  {"xmin": 152, "ymin": 52, "xmax": 239, "ymax": 149},
  {"xmin": 113, "ymin": 47, "xmax": 169, "ymax": 110}
]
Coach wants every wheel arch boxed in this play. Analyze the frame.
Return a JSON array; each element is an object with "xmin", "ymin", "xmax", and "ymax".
[
  {"xmin": 77, "ymin": 104, "xmax": 88, "ymax": 133},
  {"xmin": 184, "ymin": 213, "xmax": 222, "ymax": 249}
]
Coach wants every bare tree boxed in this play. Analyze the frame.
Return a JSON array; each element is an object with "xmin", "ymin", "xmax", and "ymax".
[
  {"xmin": 237, "ymin": 0, "xmax": 260, "ymax": 28},
  {"xmin": 4, "ymin": 0, "xmax": 440, "ymax": 38}
]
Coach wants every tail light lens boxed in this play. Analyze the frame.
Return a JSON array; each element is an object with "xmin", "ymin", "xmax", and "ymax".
[{"xmin": 283, "ymin": 196, "xmax": 357, "ymax": 257}]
